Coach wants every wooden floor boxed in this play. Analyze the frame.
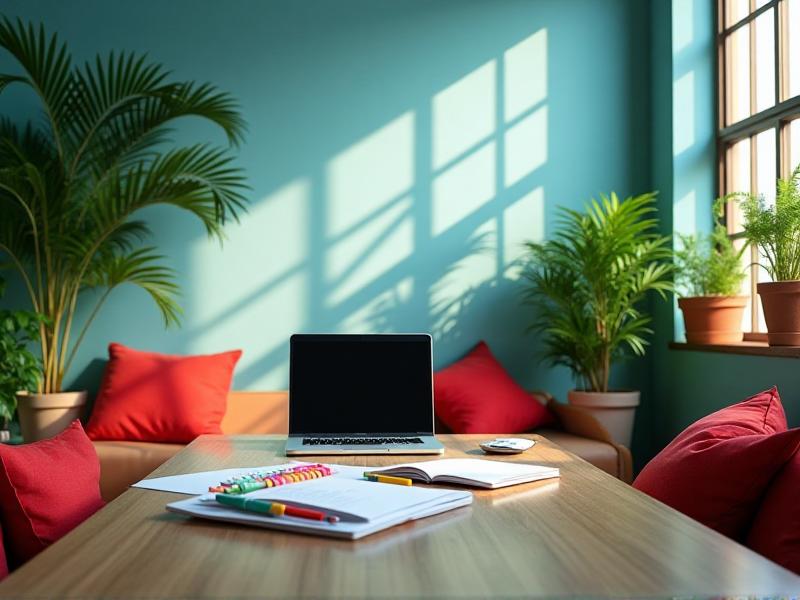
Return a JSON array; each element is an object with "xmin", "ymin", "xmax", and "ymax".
[{"xmin": 0, "ymin": 434, "xmax": 798, "ymax": 598}]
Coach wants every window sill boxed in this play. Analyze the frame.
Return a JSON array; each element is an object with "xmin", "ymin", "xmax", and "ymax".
[{"xmin": 669, "ymin": 341, "xmax": 800, "ymax": 358}]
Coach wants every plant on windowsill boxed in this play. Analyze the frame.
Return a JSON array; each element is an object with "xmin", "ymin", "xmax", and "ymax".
[
  {"xmin": 674, "ymin": 198, "xmax": 748, "ymax": 345},
  {"xmin": 0, "ymin": 19, "xmax": 248, "ymax": 440},
  {"xmin": 522, "ymin": 192, "xmax": 673, "ymax": 448},
  {"xmin": 0, "ymin": 277, "xmax": 45, "ymax": 441},
  {"xmin": 737, "ymin": 163, "xmax": 800, "ymax": 346}
]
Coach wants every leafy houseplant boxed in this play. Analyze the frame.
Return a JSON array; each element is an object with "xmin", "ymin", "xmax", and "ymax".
[
  {"xmin": 737, "ymin": 163, "xmax": 800, "ymax": 345},
  {"xmin": 0, "ymin": 19, "xmax": 247, "ymax": 439},
  {"xmin": 0, "ymin": 277, "xmax": 43, "ymax": 439},
  {"xmin": 674, "ymin": 199, "xmax": 748, "ymax": 345},
  {"xmin": 523, "ymin": 192, "xmax": 673, "ymax": 447}
]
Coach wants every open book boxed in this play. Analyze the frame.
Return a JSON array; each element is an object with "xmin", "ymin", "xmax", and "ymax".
[
  {"xmin": 369, "ymin": 458, "xmax": 560, "ymax": 489},
  {"xmin": 166, "ymin": 475, "xmax": 472, "ymax": 540}
]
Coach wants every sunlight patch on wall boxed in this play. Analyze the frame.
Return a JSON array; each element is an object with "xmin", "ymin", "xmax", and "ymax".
[
  {"xmin": 188, "ymin": 178, "xmax": 310, "ymax": 386},
  {"xmin": 338, "ymin": 276, "xmax": 414, "ymax": 333},
  {"xmin": 503, "ymin": 186, "xmax": 544, "ymax": 275},
  {"xmin": 504, "ymin": 106, "xmax": 547, "ymax": 186},
  {"xmin": 504, "ymin": 29, "xmax": 547, "ymax": 121},
  {"xmin": 672, "ymin": 0, "xmax": 694, "ymax": 54},
  {"xmin": 432, "ymin": 142, "xmax": 496, "ymax": 236},
  {"xmin": 327, "ymin": 112, "xmax": 415, "ymax": 237},
  {"xmin": 429, "ymin": 219, "xmax": 497, "ymax": 339},
  {"xmin": 432, "ymin": 60, "xmax": 496, "ymax": 169},
  {"xmin": 674, "ymin": 189, "xmax": 697, "ymax": 235},
  {"xmin": 673, "ymin": 71, "xmax": 695, "ymax": 156},
  {"xmin": 326, "ymin": 195, "xmax": 413, "ymax": 306}
]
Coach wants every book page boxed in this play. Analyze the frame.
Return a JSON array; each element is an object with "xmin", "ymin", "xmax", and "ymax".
[{"xmin": 376, "ymin": 458, "xmax": 557, "ymax": 485}]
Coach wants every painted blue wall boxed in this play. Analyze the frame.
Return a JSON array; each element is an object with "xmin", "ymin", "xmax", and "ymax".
[{"xmin": 0, "ymin": 0, "xmax": 652, "ymax": 404}]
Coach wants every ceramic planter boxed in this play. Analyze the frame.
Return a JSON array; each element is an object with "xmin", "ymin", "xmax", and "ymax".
[
  {"xmin": 678, "ymin": 295, "xmax": 748, "ymax": 345},
  {"xmin": 758, "ymin": 281, "xmax": 800, "ymax": 346},
  {"xmin": 16, "ymin": 390, "xmax": 88, "ymax": 442},
  {"xmin": 567, "ymin": 390, "xmax": 640, "ymax": 448}
]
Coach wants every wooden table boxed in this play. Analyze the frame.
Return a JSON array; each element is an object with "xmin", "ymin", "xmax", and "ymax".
[{"xmin": 1, "ymin": 434, "xmax": 798, "ymax": 598}]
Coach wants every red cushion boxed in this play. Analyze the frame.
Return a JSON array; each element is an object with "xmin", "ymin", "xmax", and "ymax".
[
  {"xmin": 0, "ymin": 526, "xmax": 7, "ymax": 581},
  {"xmin": 86, "ymin": 343, "xmax": 242, "ymax": 443},
  {"xmin": 633, "ymin": 387, "xmax": 800, "ymax": 539},
  {"xmin": 433, "ymin": 341, "xmax": 552, "ymax": 434},
  {"xmin": 0, "ymin": 420, "xmax": 104, "ymax": 568},
  {"xmin": 747, "ymin": 450, "xmax": 800, "ymax": 573}
]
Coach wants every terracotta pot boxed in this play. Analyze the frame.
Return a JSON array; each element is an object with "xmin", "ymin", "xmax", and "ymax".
[
  {"xmin": 567, "ymin": 390, "xmax": 640, "ymax": 448},
  {"xmin": 16, "ymin": 391, "xmax": 87, "ymax": 442},
  {"xmin": 758, "ymin": 281, "xmax": 800, "ymax": 346},
  {"xmin": 678, "ymin": 296, "xmax": 748, "ymax": 344}
]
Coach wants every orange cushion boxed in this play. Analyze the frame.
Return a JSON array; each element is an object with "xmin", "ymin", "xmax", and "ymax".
[{"xmin": 86, "ymin": 343, "xmax": 241, "ymax": 443}]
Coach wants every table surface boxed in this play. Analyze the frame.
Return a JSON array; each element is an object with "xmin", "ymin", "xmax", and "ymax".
[{"xmin": 1, "ymin": 434, "xmax": 798, "ymax": 599}]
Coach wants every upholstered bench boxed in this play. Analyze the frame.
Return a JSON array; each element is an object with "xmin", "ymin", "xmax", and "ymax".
[{"xmin": 92, "ymin": 391, "xmax": 632, "ymax": 501}]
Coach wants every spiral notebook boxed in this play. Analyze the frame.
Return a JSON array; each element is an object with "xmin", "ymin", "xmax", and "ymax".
[{"xmin": 166, "ymin": 475, "xmax": 472, "ymax": 540}]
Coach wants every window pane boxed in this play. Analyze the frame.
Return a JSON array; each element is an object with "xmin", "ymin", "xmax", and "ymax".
[
  {"xmin": 755, "ymin": 9, "xmax": 776, "ymax": 112},
  {"xmin": 726, "ymin": 0, "xmax": 750, "ymax": 27},
  {"xmin": 789, "ymin": 0, "xmax": 800, "ymax": 100},
  {"xmin": 726, "ymin": 138, "xmax": 751, "ymax": 232},
  {"xmin": 755, "ymin": 0, "xmax": 771, "ymax": 7},
  {"xmin": 757, "ymin": 244, "xmax": 772, "ymax": 332},
  {"xmin": 790, "ymin": 119, "xmax": 800, "ymax": 172},
  {"xmin": 734, "ymin": 238, "xmax": 752, "ymax": 332},
  {"xmin": 755, "ymin": 128, "xmax": 777, "ymax": 206},
  {"xmin": 726, "ymin": 24, "xmax": 751, "ymax": 124}
]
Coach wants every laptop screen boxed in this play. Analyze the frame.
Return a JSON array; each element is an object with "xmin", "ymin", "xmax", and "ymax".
[{"xmin": 289, "ymin": 334, "xmax": 434, "ymax": 435}]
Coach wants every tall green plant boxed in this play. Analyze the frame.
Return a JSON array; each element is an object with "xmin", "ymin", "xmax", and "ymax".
[
  {"xmin": 523, "ymin": 192, "xmax": 673, "ymax": 393},
  {"xmin": 736, "ymin": 163, "xmax": 800, "ymax": 281},
  {"xmin": 674, "ymin": 199, "xmax": 746, "ymax": 297},
  {"xmin": 0, "ymin": 19, "xmax": 248, "ymax": 393}
]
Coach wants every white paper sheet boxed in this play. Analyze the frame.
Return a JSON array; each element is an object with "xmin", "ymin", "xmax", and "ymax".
[{"xmin": 133, "ymin": 462, "xmax": 365, "ymax": 495}]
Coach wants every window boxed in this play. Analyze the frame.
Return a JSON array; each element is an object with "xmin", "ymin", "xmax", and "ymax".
[{"xmin": 718, "ymin": 0, "xmax": 800, "ymax": 337}]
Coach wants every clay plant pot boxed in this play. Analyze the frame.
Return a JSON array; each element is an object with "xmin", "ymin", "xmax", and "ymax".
[
  {"xmin": 678, "ymin": 296, "xmax": 748, "ymax": 345},
  {"xmin": 758, "ymin": 281, "xmax": 800, "ymax": 346},
  {"xmin": 567, "ymin": 390, "xmax": 640, "ymax": 448},
  {"xmin": 16, "ymin": 390, "xmax": 87, "ymax": 442}
]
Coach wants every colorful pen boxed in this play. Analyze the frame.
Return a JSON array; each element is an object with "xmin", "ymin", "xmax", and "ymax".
[
  {"xmin": 215, "ymin": 494, "xmax": 340, "ymax": 523},
  {"xmin": 364, "ymin": 473, "xmax": 413, "ymax": 486}
]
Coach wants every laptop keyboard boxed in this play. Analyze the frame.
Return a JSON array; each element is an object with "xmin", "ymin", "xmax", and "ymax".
[{"xmin": 302, "ymin": 437, "xmax": 424, "ymax": 446}]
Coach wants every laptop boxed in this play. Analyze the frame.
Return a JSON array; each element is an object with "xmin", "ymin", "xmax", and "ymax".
[{"xmin": 285, "ymin": 333, "xmax": 445, "ymax": 455}]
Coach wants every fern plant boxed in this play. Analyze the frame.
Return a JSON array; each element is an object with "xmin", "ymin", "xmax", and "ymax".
[
  {"xmin": 674, "ymin": 199, "xmax": 746, "ymax": 297},
  {"xmin": 0, "ymin": 19, "xmax": 248, "ymax": 393},
  {"xmin": 736, "ymin": 163, "xmax": 800, "ymax": 282},
  {"xmin": 523, "ymin": 192, "xmax": 673, "ymax": 393}
]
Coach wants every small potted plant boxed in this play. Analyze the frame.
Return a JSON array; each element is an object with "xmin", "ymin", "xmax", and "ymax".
[
  {"xmin": 738, "ymin": 163, "xmax": 800, "ymax": 346},
  {"xmin": 523, "ymin": 192, "xmax": 673, "ymax": 448},
  {"xmin": 0, "ymin": 278, "xmax": 43, "ymax": 442},
  {"xmin": 675, "ymin": 199, "xmax": 748, "ymax": 344}
]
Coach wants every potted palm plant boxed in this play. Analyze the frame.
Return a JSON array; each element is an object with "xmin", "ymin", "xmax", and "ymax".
[
  {"xmin": 675, "ymin": 199, "xmax": 748, "ymax": 344},
  {"xmin": 738, "ymin": 163, "xmax": 800, "ymax": 346},
  {"xmin": 523, "ymin": 192, "xmax": 673, "ymax": 447},
  {"xmin": 0, "ymin": 19, "xmax": 248, "ymax": 440},
  {"xmin": 0, "ymin": 277, "xmax": 44, "ymax": 441}
]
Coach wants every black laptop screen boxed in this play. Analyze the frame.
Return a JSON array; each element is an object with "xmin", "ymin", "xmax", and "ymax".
[{"xmin": 289, "ymin": 334, "xmax": 434, "ymax": 435}]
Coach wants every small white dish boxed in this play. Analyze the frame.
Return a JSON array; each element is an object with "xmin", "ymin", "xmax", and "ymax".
[{"xmin": 479, "ymin": 438, "xmax": 536, "ymax": 454}]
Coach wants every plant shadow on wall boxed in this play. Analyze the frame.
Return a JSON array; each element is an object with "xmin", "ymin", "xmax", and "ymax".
[{"xmin": 0, "ymin": 19, "xmax": 249, "ymax": 400}]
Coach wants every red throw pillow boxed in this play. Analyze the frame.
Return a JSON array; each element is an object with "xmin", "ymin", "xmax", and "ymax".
[
  {"xmin": 747, "ymin": 450, "xmax": 800, "ymax": 574},
  {"xmin": 434, "ymin": 341, "xmax": 552, "ymax": 433},
  {"xmin": 87, "ymin": 343, "xmax": 242, "ymax": 443},
  {"xmin": 0, "ymin": 420, "xmax": 104, "ymax": 568},
  {"xmin": 633, "ymin": 387, "xmax": 800, "ymax": 539},
  {"xmin": 0, "ymin": 526, "xmax": 7, "ymax": 581}
]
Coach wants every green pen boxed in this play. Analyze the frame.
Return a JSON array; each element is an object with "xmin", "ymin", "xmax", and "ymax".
[{"xmin": 214, "ymin": 494, "xmax": 340, "ymax": 523}]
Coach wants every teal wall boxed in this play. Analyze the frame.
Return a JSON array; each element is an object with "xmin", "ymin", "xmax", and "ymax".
[
  {"xmin": 0, "ymin": 0, "xmax": 653, "ymax": 406},
  {"xmin": 648, "ymin": 0, "xmax": 800, "ymax": 459}
]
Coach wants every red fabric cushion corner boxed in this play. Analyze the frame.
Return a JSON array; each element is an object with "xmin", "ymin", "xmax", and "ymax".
[
  {"xmin": 0, "ymin": 420, "xmax": 104, "ymax": 568},
  {"xmin": 633, "ymin": 387, "xmax": 797, "ymax": 540},
  {"xmin": 86, "ymin": 343, "xmax": 242, "ymax": 443},
  {"xmin": 433, "ymin": 341, "xmax": 552, "ymax": 434},
  {"xmin": 747, "ymin": 449, "xmax": 800, "ymax": 574}
]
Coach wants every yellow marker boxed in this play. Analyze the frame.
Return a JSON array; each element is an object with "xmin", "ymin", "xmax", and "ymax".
[{"xmin": 364, "ymin": 473, "xmax": 413, "ymax": 486}]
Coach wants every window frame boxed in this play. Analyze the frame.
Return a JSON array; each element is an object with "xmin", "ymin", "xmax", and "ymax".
[{"xmin": 716, "ymin": 0, "xmax": 800, "ymax": 336}]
